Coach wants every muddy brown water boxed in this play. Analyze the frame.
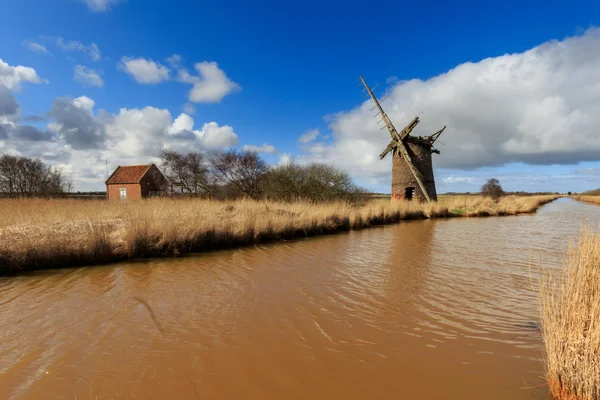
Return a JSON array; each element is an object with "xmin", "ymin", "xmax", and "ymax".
[{"xmin": 1, "ymin": 198, "xmax": 600, "ymax": 399}]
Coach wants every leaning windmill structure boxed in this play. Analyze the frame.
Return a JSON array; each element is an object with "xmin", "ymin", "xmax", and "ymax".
[{"xmin": 359, "ymin": 76, "xmax": 446, "ymax": 202}]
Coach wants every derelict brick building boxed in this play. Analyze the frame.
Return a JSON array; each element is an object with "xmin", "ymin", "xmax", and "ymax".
[{"xmin": 105, "ymin": 164, "xmax": 167, "ymax": 200}]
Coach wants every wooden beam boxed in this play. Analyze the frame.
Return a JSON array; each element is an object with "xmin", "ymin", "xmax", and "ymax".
[
  {"xmin": 379, "ymin": 140, "xmax": 397, "ymax": 160},
  {"xmin": 429, "ymin": 126, "xmax": 447, "ymax": 144},
  {"xmin": 398, "ymin": 116, "xmax": 420, "ymax": 141}
]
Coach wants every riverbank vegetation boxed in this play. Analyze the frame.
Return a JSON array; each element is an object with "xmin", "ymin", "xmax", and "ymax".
[
  {"xmin": 0, "ymin": 195, "xmax": 557, "ymax": 272},
  {"xmin": 571, "ymin": 188, "xmax": 600, "ymax": 206},
  {"xmin": 539, "ymin": 228, "xmax": 600, "ymax": 400},
  {"xmin": 571, "ymin": 194, "xmax": 600, "ymax": 206}
]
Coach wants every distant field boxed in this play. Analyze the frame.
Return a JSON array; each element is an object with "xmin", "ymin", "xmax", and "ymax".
[{"xmin": 0, "ymin": 195, "xmax": 558, "ymax": 272}]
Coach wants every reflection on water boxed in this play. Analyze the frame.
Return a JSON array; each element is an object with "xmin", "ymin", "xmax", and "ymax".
[{"xmin": 1, "ymin": 198, "xmax": 599, "ymax": 399}]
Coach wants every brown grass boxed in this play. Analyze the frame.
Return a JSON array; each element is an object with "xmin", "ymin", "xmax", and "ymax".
[
  {"xmin": 572, "ymin": 195, "xmax": 600, "ymax": 206},
  {"xmin": 539, "ymin": 228, "xmax": 600, "ymax": 400},
  {"xmin": 0, "ymin": 195, "xmax": 558, "ymax": 273}
]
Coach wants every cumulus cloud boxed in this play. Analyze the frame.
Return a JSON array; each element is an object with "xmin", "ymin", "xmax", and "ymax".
[
  {"xmin": 74, "ymin": 65, "xmax": 104, "ymax": 87},
  {"xmin": 119, "ymin": 57, "xmax": 170, "ymax": 84},
  {"xmin": 22, "ymin": 41, "xmax": 49, "ymax": 55},
  {"xmin": 0, "ymin": 84, "xmax": 19, "ymax": 118},
  {"xmin": 105, "ymin": 106, "xmax": 173, "ymax": 157},
  {"xmin": 0, "ymin": 86, "xmax": 53, "ymax": 143},
  {"xmin": 197, "ymin": 122, "xmax": 239, "ymax": 149},
  {"xmin": 298, "ymin": 128, "xmax": 320, "ymax": 143},
  {"xmin": 242, "ymin": 143, "xmax": 277, "ymax": 153},
  {"xmin": 178, "ymin": 61, "xmax": 240, "ymax": 103},
  {"xmin": 3, "ymin": 84, "xmax": 245, "ymax": 191},
  {"xmin": 48, "ymin": 96, "xmax": 105, "ymax": 150},
  {"xmin": 167, "ymin": 112, "xmax": 194, "ymax": 134},
  {"xmin": 296, "ymin": 28, "xmax": 600, "ymax": 187},
  {"xmin": 104, "ymin": 110, "xmax": 238, "ymax": 160},
  {"xmin": 79, "ymin": 0, "xmax": 122, "ymax": 12},
  {"xmin": 14, "ymin": 125, "xmax": 54, "ymax": 141},
  {"xmin": 183, "ymin": 102, "xmax": 196, "ymax": 115},
  {"xmin": 0, "ymin": 124, "xmax": 10, "ymax": 139},
  {"xmin": 0, "ymin": 59, "xmax": 47, "ymax": 91},
  {"xmin": 52, "ymin": 37, "xmax": 101, "ymax": 62}
]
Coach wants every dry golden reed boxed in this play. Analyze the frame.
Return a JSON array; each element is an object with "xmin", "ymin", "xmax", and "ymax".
[
  {"xmin": 0, "ymin": 195, "xmax": 557, "ymax": 272},
  {"xmin": 572, "ymin": 195, "xmax": 600, "ymax": 207},
  {"xmin": 539, "ymin": 228, "xmax": 600, "ymax": 400}
]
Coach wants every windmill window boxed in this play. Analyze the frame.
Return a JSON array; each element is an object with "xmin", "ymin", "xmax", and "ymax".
[{"xmin": 404, "ymin": 187, "xmax": 415, "ymax": 201}]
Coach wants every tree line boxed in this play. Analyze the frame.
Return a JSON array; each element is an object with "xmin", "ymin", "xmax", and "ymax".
[
  {"xmin": 159, "ymin": 149, "xmax": 365, "ymax": 202},
  {"xmin": 0, "ymin": 154, "xmax": 70, "ymax": 198}
]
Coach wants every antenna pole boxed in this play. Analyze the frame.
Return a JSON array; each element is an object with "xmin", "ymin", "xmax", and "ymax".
[{"xmin": 99, "ymin": 159, "xmax": 108, "ymax": 179}]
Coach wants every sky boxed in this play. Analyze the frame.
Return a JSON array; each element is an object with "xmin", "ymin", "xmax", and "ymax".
[{"xmin": 1, "ymin": 0, "xmax": 600, "ymax": 193}]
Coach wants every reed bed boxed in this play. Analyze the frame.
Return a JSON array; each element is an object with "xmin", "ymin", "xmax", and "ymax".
[
  {"xmin": 572, "ymin": 195, "xmax": 600, "ymax": 206},
  {"xmin": 0, "ymin": 195, "xmax": 557, "ymax": 272},
  {"xmin": 539, "ymin": 228, "xmax": 600, "ymax": 400}
]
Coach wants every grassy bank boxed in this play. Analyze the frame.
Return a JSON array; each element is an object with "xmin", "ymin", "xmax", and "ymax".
[
  {"xmin": 571, "ymin": 195, "xmax": 600, "ymax": 206},
  {"xmin": 539, "ymin": 228, "xmax": 600, "ymax": 400},
  {"xmin": 0, "ymin": 195, "xmax": 558, "ymax": 273}
]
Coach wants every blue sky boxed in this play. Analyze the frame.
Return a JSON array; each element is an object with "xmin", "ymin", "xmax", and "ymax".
[{"xmin": 1, "ymin": 0, "xmax": 600, "ymax": 193}]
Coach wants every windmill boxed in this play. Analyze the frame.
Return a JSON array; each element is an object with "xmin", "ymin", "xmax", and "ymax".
[{"xmin": 358, "ymin": 76, "xmax": 446, "ymax": 202}]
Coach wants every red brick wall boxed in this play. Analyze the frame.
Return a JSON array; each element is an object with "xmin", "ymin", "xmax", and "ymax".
[
  {"xmin": 391, "ymin": 143, "xmax": 437, "ymax": 202},
  {"xmin": 107, "ymin": 184, "xmax": 142, "ymax": 201}
]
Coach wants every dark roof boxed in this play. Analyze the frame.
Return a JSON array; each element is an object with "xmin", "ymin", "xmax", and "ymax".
[{"xmin": 105, "ymin": 164, "xmax": 153, "ymax": 185}]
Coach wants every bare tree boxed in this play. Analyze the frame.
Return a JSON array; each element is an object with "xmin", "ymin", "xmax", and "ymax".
[
  {"xmin": 0, "ymin": 154, "xmax": 66, "ymax": 198},
  {"xmin": 481, "ymin": 178, "xmax": 504, "ymax": 201},
  {"xmin": 65, "ymin": 174, "xmax": 74, "ymax": 193},
  {"xmin": 209, "ymin": 150, "xmax": 268, "ymax": 199},
  {"xmin": 159, "ymin": 149, "xmax": 211, "ymax": 195}
]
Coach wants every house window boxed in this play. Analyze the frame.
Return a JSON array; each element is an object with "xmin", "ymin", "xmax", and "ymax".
[
  {"xmin": 404, "ymin": 187, "xmax": 415, "ymax": 201},
  {"xmin": 120, "ymin": 188, "xmax": 127, "ymax": 200}
]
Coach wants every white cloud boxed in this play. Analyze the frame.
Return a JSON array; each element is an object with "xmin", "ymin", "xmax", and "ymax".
[
  {"xmin": 197, "ymin": 122, "xmax": 239, "ymax": 149},
  {"xmin": 0, "ymin": 59, "xmax": 47, "ymax": 91},
  {"xmin": 296, "ymin": 28, "xmax": 600, "ymax": 188},
  {"xmin": 179, "ymin": 61, "xmax": 240, "ymax": 103},
  {"xmin": 93, "ymin": 107, "xmax": 237, "ymax": 164},
  {"xmin": 298, "ymin": 128, "xmax": 320, "ymax": 143},
  {"xmin": 119, "ymin": 57, "xmax": 170, "ymax": 84},
  {"xmin": 167, "ymin": 54, "xmax": 183, "ymax": 68},
  {"xmin": 167, "ymin": 113, "xmax": 194, "ymax": 134},
  {"xmin": 242, "ymin": 143, "xmax": 277, "ymax": 153},
  {"xmin": 74, "ymin": 65, "xmax": 104, "ymax": 87},
  {"xmin": 48, "ymin": 96, "xmax": 103, "ymax": 149},
  {"xmin": 22, "ymin": 41, "xmax": 49, "ymax": 55},
  {"xmin": 278, "ymin": 153, "xmax": 292, "ymax": 166},
  {"xmin": 183, "ymin": 102, "xmax": 196, "ymax": 115},
  {"xmin": 38, "ymin": 97, "xmax": 235, "ymax": 169},
  {"xmin": 79, "ymin": 0, "xmax": 122, "ymax": 12},
  {"xmin": 106, "ymin": 106, "xmax": 173, "ymax": 157},
  {"xmin": 53, "ymin": 37, "xmax": 101, "ymax": 61},
  {"xmin": 73, "ymin": 96, "xmax": 95, "ymax": 111},
  {"xmin": 442, "ymin": 176, "xmax": 477, "ymax": 185}
]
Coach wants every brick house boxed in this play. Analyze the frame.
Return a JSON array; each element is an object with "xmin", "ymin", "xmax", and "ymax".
[{"xmin": 105, "ymin": 164, "xmax": 168, "ymax": 200}]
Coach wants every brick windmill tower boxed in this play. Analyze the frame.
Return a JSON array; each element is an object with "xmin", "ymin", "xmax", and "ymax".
[{"xmin": 359, "ymin": 76, "xmax": 446, "ymax": 202}]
